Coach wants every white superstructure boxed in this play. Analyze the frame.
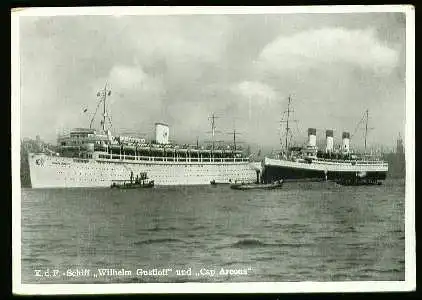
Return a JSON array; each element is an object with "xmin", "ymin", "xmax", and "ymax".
[{"xmin": 263, "ymin": 157, "xmax": 388, "ymax": 173}]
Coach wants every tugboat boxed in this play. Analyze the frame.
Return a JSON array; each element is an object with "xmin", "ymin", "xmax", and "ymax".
[
  {"xmin": 335, "ymin": 177, "xmax": 382, "ymax": 186},
  {"xmin": 230, "ymin": 180, "xmax": 284, "ymax": 190},
  {"xmin": 110, "ymin": 171, "xmax": 154, "ymax": 189},
  {"xmin": 210, "ymin": 179, "xmax": 233, "ymax": 185}
]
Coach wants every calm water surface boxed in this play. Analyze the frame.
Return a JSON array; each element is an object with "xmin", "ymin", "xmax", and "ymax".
[{"xmin": 21, "ymin": 179, "xmax": 405, "ymax": 283}]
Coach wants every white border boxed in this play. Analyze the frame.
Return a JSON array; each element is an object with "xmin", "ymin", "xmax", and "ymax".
[
  {"xmin": 11, "ymin": 10, "xmax": 22, "ymax": 292},
  {"xmin": 11, "ymin": 5, "xmax": 416, "ymax": 295},
  {"xmin": 10, "ymin": 5, "xmax": 413, "ymax": 15},
  {"xmin": 404, "ymin": 4, "xmax": 416, "ymax": 288}
]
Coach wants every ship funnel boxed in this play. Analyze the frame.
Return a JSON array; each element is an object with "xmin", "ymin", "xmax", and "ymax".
[
  {"xmin": 106, "ymin": 130, "xmax": 112, "ymax": 142},
  {"xmin": 308, "ymin": 128, "xmax": 317, "ymax": 147},
  {"xmin": 325, "ymin": 130, "xmax": 334, "ymax": 153},
  {"xmin": 342, "ymin": 131, "xmax": 350, "ymax": 153},
  {"xmin": 155, "ymin": 122, "xmax": 169, "ymax": 144}
]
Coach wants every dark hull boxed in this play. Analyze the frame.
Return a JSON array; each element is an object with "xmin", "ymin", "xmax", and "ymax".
[
  {"xmin": 230, "ymin": 182, "xmax": 283, "ymax": 190},
  {"xmin": 110, "ymin": 182, "xmax": 155, "ymax": 189},
  {"xmin": 210, "ymin": 180, "xmax": 231, "ymax": 185},
  {"xmin": 261, "ymin": 165, "xmax": 387, "ymax": 184},
  {"xmin": 336, "ymin": 180, "xmax": 383, "ymax": 186}
]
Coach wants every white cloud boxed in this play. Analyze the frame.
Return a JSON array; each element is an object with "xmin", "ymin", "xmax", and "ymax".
[
  {"xmin": 19, "ymin": 16, "xmax": 405, "ymax": 148},
  {"xmin": 231, "ymin": 81, "xmax": 277, "ymax": 103},
  {"xmin": 257, "ymin": 27, "xmax": 399, "ymax": 76},
  {"xmin": 83, "ymin": 64, "xmax": 167, "ymax": 132},
  {"xmin": 122, "ymin": 16, "xmax": 230, "ymax": 66},
  {"xmin": 108, "ymin": 65, "xmax": 162, "ymax": 93},
  {"xmin": 230, "ymin": 81, "xmax": 278, "ymax": 121}
]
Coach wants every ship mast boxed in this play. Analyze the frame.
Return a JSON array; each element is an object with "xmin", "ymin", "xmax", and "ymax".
[
  {"xmin": 102, "ymin": 83, "xmax": 107, "ymax": 132},
  {"xmin": 101, "ymin": 82, "xmax": 112, "ymax": 133},
  {"xmin": 280, "ymin": 95, "xmax": 294, "ymax": 151},
  {"xmin": 233, "ymin": 129, "xmax": 237, "ymax": 151},
  {"xmin": 229, "ymin": 128, "xmax": 243, "ymax": 152},
  {"xmin": 209, "ymin": 113, "xmax": 217, "ymax": 152},
  {"xmin": 364, "ymin": 109, "xmax": 369, "ymax": 152},
  {"xmin": 363, "ymin": 109, "xmax": 374, "ymax": 153},
  {"xmin": 351, "ymin": 109, "xmax": 373, "ymax": 154},
  {"xmin": 226, "ymin": 121, "xmax": 243, "ymax": 154},
  {"xmin": 285, "ymin": 95, "xmax": 291, "ymax": 150},
  {"xmin": 89, "ymin": 82, "xmax": 112, "ymax": 133},
  {"xmin": 206, "ymin": 113, "xmax": 222, "ymax": 155}
]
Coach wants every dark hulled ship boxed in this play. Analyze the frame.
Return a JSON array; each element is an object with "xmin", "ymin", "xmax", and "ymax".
[{"xmin": 260, "ymin": 97, "xmax": 389, "ymax": 185}]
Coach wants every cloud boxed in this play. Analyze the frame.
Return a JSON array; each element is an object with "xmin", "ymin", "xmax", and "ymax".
[
  {"xmin": 229, "ymin": 81, "xmax": 279, "ymax": 124},
  {"xmin": 117, "ymin": 15, "xmax": 230, "ymax": 67},
  {"xmin": 82, "ymin": 64, "xmax": 167, "ymax": 134},
  {"xmin": 231, "ymin": 81, "xmax": 277, "ymax": 103},
  {"xmin": 257, "ymin": 27, "xmax": 399, "ymax": 76},
  {"xmin": 108, "ymin": 65, "xmax": 163, "ymax": 93},
  {"xmin": 19, "ymin": 15, "xmax": 405, "ymax": 149}
]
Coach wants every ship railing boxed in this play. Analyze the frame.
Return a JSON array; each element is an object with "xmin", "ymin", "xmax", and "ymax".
[
  {"xmin": 96, "ymin": 153, "xmax": 249, "ymax": 163},
  {"xmin": 315, "ymin": 157, "xmax": 387, "ymax": 165},
  {"xmin": 354, "ymin": 161, "xmax": 388, "ymax": 166}
]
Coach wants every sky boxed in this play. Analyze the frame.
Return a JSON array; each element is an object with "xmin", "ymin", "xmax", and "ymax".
[{"xmin": 19, "ymin": 12, "xmax": 406, "ymax": 152}]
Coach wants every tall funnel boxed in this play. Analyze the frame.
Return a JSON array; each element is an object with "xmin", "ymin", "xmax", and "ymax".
[
  {"xmin": 326, "ymin": 130, "xmax": 334, "ymax": 153},
  {"xmin": 342, "ymin": 132, "xmax": 350, "ymax": 153},
  {"xmin": 155, "ymin": 122, "xmax": 170, "ymax": 144},
  {"xmin": 308, "ymin": 128, "xmax": 316, "ymax": 147}
]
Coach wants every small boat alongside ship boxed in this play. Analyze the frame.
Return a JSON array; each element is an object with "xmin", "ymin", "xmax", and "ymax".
[
  {"xmin": 210, "ymin": 179, "xmax": 233, "ymax": 185},
  {"xmin": 230, "ymin": 180, "xmax": 284, "ymax": 190},
  {"xmin": 335, "ymin": 179, "xmax": 383, "ymax": 186},
  {"xmin": 110, "ymin": 172, "xmax": 154, "ymax": 189}
]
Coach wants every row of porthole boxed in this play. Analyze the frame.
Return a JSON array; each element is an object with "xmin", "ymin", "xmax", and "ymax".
[
  {"xmin": 57, "ymin": 169, "xmax": 251, "ymax": 176},
  {"xmin": 96, "ymin": 164, "xmax": 250, "ymax": 172},
  {"xmin": 59, "ymin": 176, "xmax": 253, "ymax": 182},
  {"xmin": 60, "ymin": 170, "xmax": 254, "ymax": 177},
  {"xmin": 67, "ymin": 160, "xmax": 248, "ymax": 165},
  {"xmin": 103, "ymin": 167, "xmax": 252, "ymax": 171},
  {"xmin": 63, "ymin": 170, "xmax": 253, "ymax": 176}
]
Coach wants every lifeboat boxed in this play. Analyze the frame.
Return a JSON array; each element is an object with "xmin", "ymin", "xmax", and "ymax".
[
  {"xmin": 123, "ymin": 145, "xmax": 136, "ymax": 152},
  {"xmin": 109, "ymin": 144, "xmax": 121, "ymax": 151}
]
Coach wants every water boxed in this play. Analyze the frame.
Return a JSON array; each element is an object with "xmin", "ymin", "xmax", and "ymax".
[{"xmin": 21, "ymin": 179, "xmax": 405, "ymax": 283}]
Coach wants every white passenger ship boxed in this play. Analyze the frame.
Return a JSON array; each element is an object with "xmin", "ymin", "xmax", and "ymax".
[{"xmin": 28, "ymin": 85, "xmax": 260, "ymax": 188}]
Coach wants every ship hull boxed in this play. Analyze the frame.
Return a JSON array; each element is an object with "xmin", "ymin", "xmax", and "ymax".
[
  {"xmin": 261, "ymin": 157, "xmax": 388, "ymax": 183},
  {"xmin": 28, "ymin": 153, "xmax": 260, "ymax": 188}
]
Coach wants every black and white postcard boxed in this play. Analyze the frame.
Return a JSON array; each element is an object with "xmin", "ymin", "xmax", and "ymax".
[{"xmin": 11, "ymin": 5, "xmax": 415, "ymax": 294}]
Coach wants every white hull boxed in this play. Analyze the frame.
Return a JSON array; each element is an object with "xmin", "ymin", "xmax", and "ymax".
[
  {"xmin": 263, "ymin": 157, "xmax": 389, "ymax": 172},
  {"xmin": 28, "ymin": 153, "xmax": 260, "ymax": 188}
]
